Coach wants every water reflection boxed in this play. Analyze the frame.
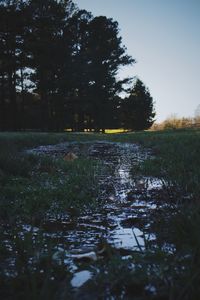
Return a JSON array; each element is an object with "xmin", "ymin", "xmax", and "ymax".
[
  {"xmin": 25, "ymin": 141, "xmax": 165, "ymax": 286},
  {"xmin": 71, "ymin": 270, "xmax": 92, "ymax": 288},
  {"xmin": 111, "ymin": 226, "xmax": 144, "ymax": 249}
]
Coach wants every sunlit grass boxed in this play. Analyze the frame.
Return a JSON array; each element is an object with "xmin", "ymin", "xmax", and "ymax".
[
  {"xmin": 105, "ymin": 128, "xmax": 128, "ymax": 134},
  {"xmin": 63, "ymin": 128, "xmax": 129, "ymax": 133}
]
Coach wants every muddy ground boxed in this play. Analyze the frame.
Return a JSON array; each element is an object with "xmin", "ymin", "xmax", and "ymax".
[{"xmin": 26, "ymin": 141, "xmax": 175, "ymax": 291}]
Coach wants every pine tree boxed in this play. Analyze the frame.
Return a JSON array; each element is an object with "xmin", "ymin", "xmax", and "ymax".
[
  {"xmin": 27, "ymin": 0, "xmax": 76, "ymax": 130},
  {"xmin": 122, "ymin": 79, "xmax": 155, "ymax": 130},
  {"xmin": 0, "ymin": 0, "xmax": 135, "ymax": 131},
  {"xmin": 86, "ymin": 16, "xmax": 134, "ymax": 132},
  {"xmin": 0, "ymin": 0, "xmax": 25, "ymax": 130}
]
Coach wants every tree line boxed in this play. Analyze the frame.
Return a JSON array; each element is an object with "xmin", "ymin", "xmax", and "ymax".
[{"xmin": 0, "ymin": 0, "xmax": 155, "ymax": 132}]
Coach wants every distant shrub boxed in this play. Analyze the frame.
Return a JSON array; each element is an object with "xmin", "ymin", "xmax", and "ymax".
[{"xmin": 151, "ymin": 115, "xmax": 196, "ymax": 131}]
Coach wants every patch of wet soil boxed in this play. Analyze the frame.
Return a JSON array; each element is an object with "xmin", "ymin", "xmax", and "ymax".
[
  {"xmin": 26, "ymin": 142, "xmax": 172, "ymax": 285},
  {"xmin": 3, "ymin": 142, "xmax": 173, "ymax": 291}
]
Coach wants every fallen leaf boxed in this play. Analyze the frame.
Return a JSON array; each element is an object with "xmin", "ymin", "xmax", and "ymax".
[{"xmin": 64, "ymin": 152, "xmax": 78, "ymax": 161}]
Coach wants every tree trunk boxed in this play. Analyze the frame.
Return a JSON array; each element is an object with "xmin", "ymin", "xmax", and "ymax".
[
  {"xmin": 0, "ymin": 73, "xmax": 6, "ymax": 130},
  {"xmin": 8, "ymin": 68, "xmax": 17, "ymax": 130},
  {"xmin": 20, "ymin": 68, "xmax": 25, "ymax": 130}
]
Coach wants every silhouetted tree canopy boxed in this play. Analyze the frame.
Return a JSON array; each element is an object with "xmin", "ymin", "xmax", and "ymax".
[
  {"xmin": 122, "ymin": 79, "xmax": 155, "ymax": 130},
  {"xmin": 0, "ymin": 0, "xmax": 155, "ymax": 132}
]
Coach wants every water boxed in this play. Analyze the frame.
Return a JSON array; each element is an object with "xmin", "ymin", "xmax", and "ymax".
[
  {"xmin": 6, "ymin": 141, "xmax": 165, "ymax": 287},
  {"xmin": 71, "ymin": 270, "xmax": 92, "ymax": 288}
]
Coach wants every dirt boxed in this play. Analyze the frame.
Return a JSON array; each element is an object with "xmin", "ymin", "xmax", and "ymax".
[{"xmin": 27, "ymin": 141, "xmax": 170, "ymax": 288}]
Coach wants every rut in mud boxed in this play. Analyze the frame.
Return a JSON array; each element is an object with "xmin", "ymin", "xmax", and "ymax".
[{"xmin": 27, "ymin": 141, "xmax": 173, "ymax": 288}]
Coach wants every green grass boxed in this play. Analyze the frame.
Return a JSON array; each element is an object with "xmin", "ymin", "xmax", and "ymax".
[
  {"xmin": 107, "ymin": 128, "xmax": 200, "ymax": 300},
  {"xmin": 0, "ymin": 132, "xmax": 104, "ymax": 300},
  {"xmin": 128, "ymin": 129, "xmax": 200, "ymax": 202},
  {"xmin": 0, "ymin": 129, "xmax": 200, "ymax": 300},
  {"xmin": 0, "ymin": 145, "xmax": 101, "ymax": 222}
]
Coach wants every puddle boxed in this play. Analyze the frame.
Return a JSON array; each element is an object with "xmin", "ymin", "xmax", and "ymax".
[
  {"xmin": 71, "ymin": 270, "xmax": 92, "ymax": 288},
  {"xmin": 3, "ymin": 141, "xmax": 168, "ymax": 286},
  {"xmin": 111, "ymin": 226, "xmax": 144, "ymax": 249},
  {"xmin": 39, "ymin": 143, "xmax": 162, "ymax": 237},
  {"xmin": 27, "ymin": 142, "xmax": 164, "ymax": 251}
]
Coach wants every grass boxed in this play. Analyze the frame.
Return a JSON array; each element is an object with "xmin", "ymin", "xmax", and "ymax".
[
  {"xmin": 0, "ymin": 129, "xmax": 200, "ymax": 299},
  {"xmin": 107, "ymin": 128, "xmax": 200, "ymax": 299},
  {"xmin": 130, "ymin": 129, "xmax": 200, "ymax": 201},
  {"xmin": 0, "ymin": 150, "xmax": 101, "ymax": 221},
  {"xmin": 0, "ymin": 132, "xmax": 104, "ymax": 300}
]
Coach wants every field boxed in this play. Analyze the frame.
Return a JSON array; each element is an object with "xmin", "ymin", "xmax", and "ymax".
[{"xmin": 0, "ymin": 129, "xmax": 200, "ymax": 300}]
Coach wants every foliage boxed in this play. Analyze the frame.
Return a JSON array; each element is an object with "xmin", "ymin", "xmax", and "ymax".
[
  {"xmin": 122, "ymin": 78, "xmax": 156, "ymax": 130},
  {"xmin": 0, "ymin": 0, "xmax": 134, "ymax": 132},
  {"xmin": 154, "ymin": 116, "xmax": 193, "ymax": 130},
  {"xmin": 151, "ymin": 115, "xmax": 200, "ymax": 131}
]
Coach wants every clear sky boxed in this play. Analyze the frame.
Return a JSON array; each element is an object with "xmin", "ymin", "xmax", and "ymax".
[{"xmin": 74, "ymin": 0, "xmax": 200, "ymax": 122}]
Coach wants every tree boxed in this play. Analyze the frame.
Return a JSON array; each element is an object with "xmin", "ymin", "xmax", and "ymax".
[
  {"xmin": 194, "ymin": 104, "xmax": 200, "ymax": 124},
  {"xmin": 27, "ymin": 0, "xmax": 76, "ymax": 130},
  {"xmin": 86, "ymin": 16, "xmax": 134, "ymax": 132},
  {"xmin": 0, "ymin": 0, "xmax": 26, "ymax": 130},
  {"xmin": 63, "ymin": 9, "xmax": 93, "ymax": 131},
  {"xmin": 122, "ymin": 79, "xmax": 155, "ymax": 130},
  {"xmin": 0, "ymin": 0, "xmax": 135, "ymax": 132}
]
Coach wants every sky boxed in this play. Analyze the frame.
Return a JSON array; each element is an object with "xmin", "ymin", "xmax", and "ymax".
[{"xmin": 74, "ymin": 0, "xmax": 200, "ymax": 122}]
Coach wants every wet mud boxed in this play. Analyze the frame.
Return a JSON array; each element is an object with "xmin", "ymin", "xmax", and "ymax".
[
  {"xmin": 25, "ymin": 141, "xmax": 172, "ymax": 288},
  {"xmin": 1, "ymin": 140, "xmax": 178, "ymax": 299}
]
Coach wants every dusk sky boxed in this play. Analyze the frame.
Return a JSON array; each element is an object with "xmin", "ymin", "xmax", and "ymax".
[{"xmin": 75, "ymin": 0, "xmax": 200, "ymax": 122}]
